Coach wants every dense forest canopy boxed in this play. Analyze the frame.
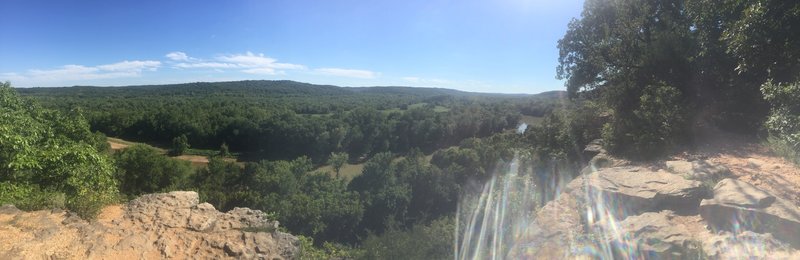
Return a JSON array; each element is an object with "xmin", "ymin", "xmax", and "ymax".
[{"xmin": 18, "ymin": 80, "xmax": 560, "ymax": 164}]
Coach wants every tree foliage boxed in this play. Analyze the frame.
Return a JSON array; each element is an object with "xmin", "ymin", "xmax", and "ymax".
[
  {"xmin": 557, "ymin": 0, "xmax": 800, "ymax": 157},
  {"xmin": 0, "ymin": 82, "xmax": 118, "ymax": 218}
]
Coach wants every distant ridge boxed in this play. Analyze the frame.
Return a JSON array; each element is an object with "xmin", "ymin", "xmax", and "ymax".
[{"xmin": 16, "ymin": 80, "xmax": 564, "ymax": 98}]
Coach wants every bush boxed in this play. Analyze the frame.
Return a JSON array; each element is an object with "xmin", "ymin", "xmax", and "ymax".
[
  {"xmin": 0, "ymin": 182, "xmax": 65, "ymax": 210},
  {"xmin": 762, "ymin": 80, "xmax": 800, "ymax": 164},
  {"xmin": 0, "ymin": 82, "xmax": 119, "ymax": 219},
  {"xmin": 602, "ymin": 83, "xmax": 687, "ymax": 159}
]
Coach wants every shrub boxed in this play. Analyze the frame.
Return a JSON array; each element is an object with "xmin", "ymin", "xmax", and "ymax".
[
  {"xmin": 602, "ymin": 82, "xmax": 687, "ymax": 159},
  {"xmin": 0, "ymin": 82, "xmax": 119, "ymax": 219},
  {"xmin": 762, "ymin": 80, "xmax": 800, "ymax": 164}
]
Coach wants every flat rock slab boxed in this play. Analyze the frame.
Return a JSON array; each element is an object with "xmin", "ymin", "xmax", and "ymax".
[
  {"xmin": 568, "ymin": 166, "xmax": 708, "ymax": 219},
  {"xmin": 602, "ymin": 211, "xmax": 703, "ymax": 259},
  {"xmin": 700, "ymin": 178, "xmax": 800, "ymax": 247}
]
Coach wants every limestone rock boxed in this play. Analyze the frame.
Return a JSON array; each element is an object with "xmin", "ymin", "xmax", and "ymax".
[
  {"xmin": 604, "ymin": 211, "xmax": 703, "ymax": 259},
  {"xmin": 568, "ymin": 166, "xmax": 708, "ymax": 218},
  {"xmin": 0, "ymin": 191, "xmax": 300, "ymax": 259},
  {"xmin": 700, "ymin": 178, "xmax": 800, "ymax": 247}
]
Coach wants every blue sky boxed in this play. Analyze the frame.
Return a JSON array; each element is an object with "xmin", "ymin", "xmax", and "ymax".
[{"xmin": 0, "ymin": 0, "xmax": 583, "ymax": 94}]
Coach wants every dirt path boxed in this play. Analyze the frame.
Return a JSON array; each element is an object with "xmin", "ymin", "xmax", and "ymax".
[{"xmin": 671, "ymin": 129, "xmax": 800, "ymax": 207}]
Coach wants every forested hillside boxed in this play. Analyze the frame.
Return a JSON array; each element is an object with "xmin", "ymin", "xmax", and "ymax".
[{"xmin": 18, "ymin": 80, "xmax": 559, "ymax": 164}]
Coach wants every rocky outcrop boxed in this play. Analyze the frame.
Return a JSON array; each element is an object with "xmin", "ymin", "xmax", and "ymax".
[
  {"xmin": 700, "ymin": 178, "xmax": 800, "ymax": 247},
  {"xmin": 517, "ymin": 141, "xmax": 800, "ymax": 259},
  {"xmin": 568, "ymin": 166, "xmax": 708, "ymax": 218},
  {"xmin": 0, "ymin": 191, "xmax": 300, "ymax": 259}
]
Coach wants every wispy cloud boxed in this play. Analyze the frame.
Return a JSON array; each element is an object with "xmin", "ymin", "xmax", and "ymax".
[
  {"xmin": 171, "ymin": 51, "xmax": 305, "ymax": 75},
  {"xmin": 173, "ymin": 62, "xmax": 238, "ymax": 69},
  {"xmin": 5, "ymin": 60, "xmax": 161, "ymax": 84},
  {"xmin": 316, "ymin": 68, "xmax": 378, "ymax": 79},
  {"xmin": 165, "ymin": 51, "xmax": 194, "ymax": 61}
]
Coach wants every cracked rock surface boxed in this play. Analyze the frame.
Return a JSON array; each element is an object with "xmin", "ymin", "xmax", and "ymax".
[{"xmin": 0, "ymin": 191, "xmax": 299, "ymax": 259}]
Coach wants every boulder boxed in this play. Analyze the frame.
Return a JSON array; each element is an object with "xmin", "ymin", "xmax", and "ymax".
[
  {"xmin": 568, "ymin": 166, "xmax": 708, "ymax": 219},
  {"xmin": 700, "ymin": 178, "xmax": 800, "ymax": 247}
]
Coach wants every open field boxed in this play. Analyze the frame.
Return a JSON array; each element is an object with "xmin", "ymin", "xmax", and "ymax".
[
  {"xmin": 317, "ymin": 163, "xmax": 365, "ymax": 181},
  {"xmin": 107, "ymin": 137, "xmax": 238, "ymax": 167},
  {"xmin": 520, "ymin": 115, "xmax": 544, "ymax": 126}
]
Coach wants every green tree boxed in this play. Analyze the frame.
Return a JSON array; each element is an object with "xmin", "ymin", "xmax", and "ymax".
[
  {"xmin": 327, "ymin": 152, "xmax": 349, "ymax": 178},
  {"xmin": 557, "ymin": 0, "xmax": 696, "ymax": 157},
  {"xmin": 219, "ymin": 142, "xmax": 230, "ymax": 157},
  {"xmin": 171, "ymin": 134, "xmax": 189, "ymax": 155},
  {"xmin": 0, "ymin": 82, "xmax": 118, "ymax": 219}
]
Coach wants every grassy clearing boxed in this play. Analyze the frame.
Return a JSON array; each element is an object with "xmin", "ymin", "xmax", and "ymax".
[
  {"xmin": 520, "ymin": 115, "xmax": 544, "ymax": 126},
  {"xmin": 408, "ymin": 102, "xmax": 450, "ymax": 112},
  {"xmin": 380, "ymin": 103, "xmax": 450, "ymax": 115},
  {"xmin": 107, "ymin": 137, "xmax": 239, "ymax": 167},
  {"xmin": 317, "ymin": 153, "xmax": 435, "ymax": 181},
  {"xmin": 318, "ymin": 162, "xmax": 365, "ymax": 181}
]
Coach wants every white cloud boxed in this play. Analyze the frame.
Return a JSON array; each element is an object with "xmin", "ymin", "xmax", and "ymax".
[
  {"xmin": 166, "ymin": 51, "xmax": 192, "ymax": 61},
  {"xmin": 7, "ymin": 60, "xmax": 161, "ymax": 83},
  {"xmin": 171, "ymin": 51, "xmax": 306, "ymax": 74},
  {"xmin": 242, "ymin": 67, "xmax": 277, "ymax": 75},
  {"xmin": 316, "ymin": 68, "xmax": 378, "ymax": 79},
  {"xmin": 174, "ymin": 62, "xmax": 238, "ymax": 69},
  {"xmin": 217, "ymin": 52, "xmax": 276, "ymax": 67},
  {"xmin": 97, "ymin": 60, "xmax": 161, "ymax": 72}
]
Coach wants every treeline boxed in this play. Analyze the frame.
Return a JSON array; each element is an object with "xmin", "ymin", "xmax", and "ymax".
[
  {"xmin": 556, "ymin": 0, "xmax": 800, "ymax": 159},
  {"xmin": 17, "ymin": 80, "xmax": 553, "ymax": 163}
]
